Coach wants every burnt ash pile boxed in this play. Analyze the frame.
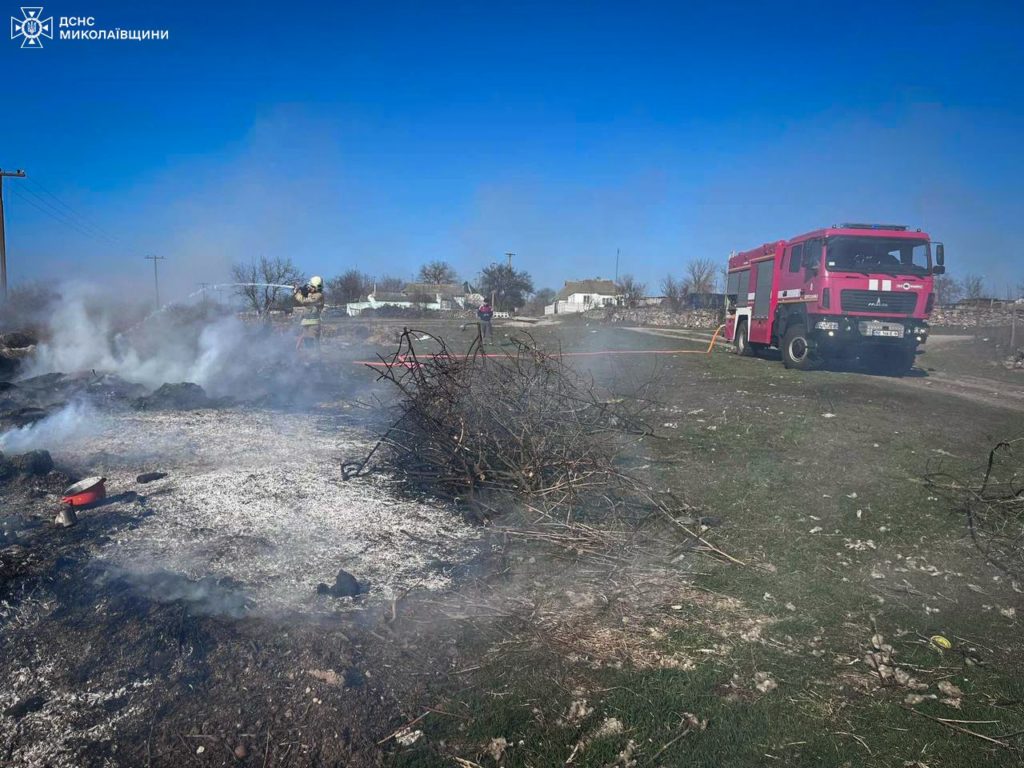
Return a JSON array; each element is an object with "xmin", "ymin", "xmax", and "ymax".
[
  {"xmin": 0, "ymin": 331, "xmax": 37, "ymax": 381},
  {"xmin": 0, "ymin": 448, "xmax": 68, "ymax": 553},
  {"xmin": 0, "ymin": 358, "xmax": 483, "ymax": 766},
  {"xmin": 0, "ymin": 372, "xmax": 146, "ymax": 431}
]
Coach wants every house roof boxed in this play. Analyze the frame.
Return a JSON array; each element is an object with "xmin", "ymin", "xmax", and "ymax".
[
  {"xmin": 403, "ymin": 282, "xmax": 463, "ymax": 298},
  {"xmin": 555, "ymin": 279, "xmax": 620, "ymax": 301},
  {"xmin": 371, "ymin": 292, "xmax": 412, "ymax": 302}
]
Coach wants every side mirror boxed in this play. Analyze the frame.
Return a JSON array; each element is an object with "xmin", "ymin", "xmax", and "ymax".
[
  {"xmin": 936, "ymin": 243, "xmax": 945, "ymax": 266},
  {"xmin": 932, "ymin": 265, "xmax": 946, "ymax": 275}
]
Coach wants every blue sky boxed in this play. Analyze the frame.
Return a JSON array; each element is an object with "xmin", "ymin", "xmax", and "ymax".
[{"xmin": 2, "ymin": 0, "xmax": 1023, "ymax": 299}]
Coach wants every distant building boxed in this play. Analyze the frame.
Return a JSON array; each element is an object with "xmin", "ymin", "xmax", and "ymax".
[
  {"xmin": 956, "ymin": 297, "xmax": 1007, "ymax": 308},
  {"xmin": 544, "ymin": 279, "xmax": 622, "ymax": 315},
  {"xmin": 344, "ymin": 283, "xmax": 484, "ymax": 316},
  {"xmin": 682, "ymin": 292, "xmax": 727, "ymax": 310},
  {"xmin": 639, "ymin": 295, "xmax": 667, "ymax": 307}
]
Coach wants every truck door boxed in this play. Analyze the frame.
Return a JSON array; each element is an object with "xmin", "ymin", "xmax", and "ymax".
[
  {"xmin": 748, "ymin": 257, "xmax": 776, "ymax": 344},
  {"xmin": 777, "ymin": 243, "xmax": 804, "ymax": 302}
]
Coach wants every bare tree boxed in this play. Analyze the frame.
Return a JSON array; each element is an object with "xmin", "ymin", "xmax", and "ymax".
[
  {"xmin": 231, "ymin": 256, "xmax": 303, "ymax": 316},
  {"xmin": 375, "ymin": 275, "xmax": 406, "ymax": 293},
  {"xmin": 684, "ymin": 258, "xmax": 717, "ymax": 295},
  {"xmin": 616, "ymin": 274, "xmax": 646, "ymax": 308},
  {"xmin": 418, "ymin": 261, "xmax": 459, "ymax": 284},
  {"xmin": 326, "ymin": 270, "xmax": 372, "ymax": 304},
  {"xmin": 933, "ymin": 274, "xmax": 963, "ymax": 306},
  {"xmin": 661, "ymin": 274, "xmax": 685, "ymax": 312},
  {"xmin": 962, "ymin": 274, "xmax": 985, "ymax": 300},
  {"xmin": 524, "ymin": 287, "xmax": 556, "ymax": 315}
]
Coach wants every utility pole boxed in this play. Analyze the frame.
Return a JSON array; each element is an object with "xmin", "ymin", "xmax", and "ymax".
[
  {"xmin": 197, "ymin": 282, "xmax": 210, "ymax": 310},
  {"xmin": 0, "ymin": 168, "xmax": 27, "ymax": 300},
  {"xmin": 505, "ymin": 252, "xmax": 514, "ymax": 269},
  {"xmin": 615, "ymin": 248, "xmax": 620, "ymax": 283},
  {"xmin": 144, "ymin": 254, "xmax": 165, "ymax": 309}
]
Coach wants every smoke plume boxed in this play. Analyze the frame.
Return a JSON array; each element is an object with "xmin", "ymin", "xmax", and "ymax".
[
  {"xmin": 23, "ymin": 287, "xmax": 301, "ymax": 399},
  {"xmin": 0, "ymin": 401, "xmax": 95, "ymax": 453}
]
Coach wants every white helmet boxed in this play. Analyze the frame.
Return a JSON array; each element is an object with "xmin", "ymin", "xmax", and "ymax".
[{"xmin": 309, "ymin": 275, "xmax": 324, "ymax": 290}]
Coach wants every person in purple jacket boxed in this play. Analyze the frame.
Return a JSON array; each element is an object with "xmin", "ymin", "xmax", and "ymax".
[{"xmin": 477, "ymin": 300, "xmax": 494, "ymax": 341}]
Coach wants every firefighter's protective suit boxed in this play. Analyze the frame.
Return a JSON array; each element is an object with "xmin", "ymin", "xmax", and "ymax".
[{"xmin": 294, "ymin": 276, "xmax": 325, "ymax": 354}]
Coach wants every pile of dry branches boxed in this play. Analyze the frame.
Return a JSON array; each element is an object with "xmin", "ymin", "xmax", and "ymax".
[
  {"xmin": 345, "ymin": 328, "xmax": 656, "ymax": 519},
  {"xmin": 928, "ymin": 438, "xmax": 1024, "ymax": 576}
]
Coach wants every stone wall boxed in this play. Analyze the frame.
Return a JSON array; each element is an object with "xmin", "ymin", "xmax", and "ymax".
[
  {"xmin": 602, "ymin": 307, "xmax": 724, "ymax": 329},
  {"xmin": 930, "ymin": 305, "xmax": 1021, "ymax": 329},
  {"xmin": 603, "ymin": 304, "xmax": 1022, "ymax": 331}
]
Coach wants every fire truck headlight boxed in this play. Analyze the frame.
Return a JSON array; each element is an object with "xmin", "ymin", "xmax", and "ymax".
[
  {"xmin": 828, "ymin": 330, "xmax": 835, "ymax": 337},
  {"xmin": 814, "ymin": 320, "xmax": 840, "ymax": 331}
]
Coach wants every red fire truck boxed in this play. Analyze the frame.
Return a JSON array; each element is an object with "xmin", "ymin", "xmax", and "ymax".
[{"xmin": 724, "ymin": 224, "xmax": 945, "ymax": 375}]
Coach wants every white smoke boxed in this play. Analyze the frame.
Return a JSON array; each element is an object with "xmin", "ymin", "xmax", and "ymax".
[
  {"xmin": 23, "ymin": 287, "xmax": 296, "ymax": 397},
  {"xmin": 0, "ymin": 401, "xmax": 95, "ymax": 453}
]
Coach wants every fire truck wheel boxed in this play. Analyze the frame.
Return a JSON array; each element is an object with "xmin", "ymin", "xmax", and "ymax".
[
  {"xmin": 735, "ymin": 321, "xmax": 754, "ymax": 357},
  {"xmin": 781, "ymin": 326, "xmax": 818, "ymax": 370}
]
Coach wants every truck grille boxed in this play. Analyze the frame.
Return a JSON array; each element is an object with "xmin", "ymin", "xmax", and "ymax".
[{"xmin": 840, "ymin": 290, "xmax": 917, "ymax": 315}]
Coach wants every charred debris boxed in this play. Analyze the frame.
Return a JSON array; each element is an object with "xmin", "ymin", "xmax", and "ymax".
[
  {"xmin": 929, "ymin": 438, "xmax": 1024, "ymax": 578},
  {"xmin": 346, "ymin": 328, "xmax": 738, "ymax": 563}
]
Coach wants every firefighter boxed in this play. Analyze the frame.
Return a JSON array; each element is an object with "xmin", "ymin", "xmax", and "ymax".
[
  {"xmin": 294, "ymin": 276, "xmax": 325, "ymax": 355},
  {"xmin": 477, "ymin": 299, "xmax": 494, "ymax": 341}
]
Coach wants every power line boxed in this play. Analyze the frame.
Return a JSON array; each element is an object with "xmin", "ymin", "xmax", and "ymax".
[
  {"xmin": 14, "ymin": 182, "xmax": 121, "ymax": 246},
  {"xmin": 22, "ymin": 176, "xmax": 125, "ymax": 245},
  {"xmin": 8, "ymin": 185, "xmax": 120, "ymax": 246}
]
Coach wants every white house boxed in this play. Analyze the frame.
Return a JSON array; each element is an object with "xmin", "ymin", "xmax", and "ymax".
[
  {"xmin": 344, "ymin": 283, "xmax": 484, "ymax": 316},
  {"xmin": 544, "ymin": 279, "xmax": 622, "ymax": 315}
]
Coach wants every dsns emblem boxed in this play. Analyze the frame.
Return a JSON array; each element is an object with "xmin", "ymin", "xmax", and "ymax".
[{"xmin": 10, "ymin": 7, "xmax": 52, "ymax": 48}]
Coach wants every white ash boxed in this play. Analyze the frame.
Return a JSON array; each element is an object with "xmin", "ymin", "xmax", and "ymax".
[{"xmin": 53, "ymin": 407, "xmax": 480, "ymax": 615}]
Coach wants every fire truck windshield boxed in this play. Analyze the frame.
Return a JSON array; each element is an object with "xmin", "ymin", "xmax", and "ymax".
[{"xmin": 825, "ymin": 236, "xmax": 931, "ymax": 276}]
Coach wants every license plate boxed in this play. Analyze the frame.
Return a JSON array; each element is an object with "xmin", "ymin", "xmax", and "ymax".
[{"xmin": 872, "ymin": 329, "xmax": 902, "ymax": 337}]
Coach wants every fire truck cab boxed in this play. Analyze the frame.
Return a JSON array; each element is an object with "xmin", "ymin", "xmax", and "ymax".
[{"xmin": 724, "ymin": 224, "xmax": 945, "ymax": 375}]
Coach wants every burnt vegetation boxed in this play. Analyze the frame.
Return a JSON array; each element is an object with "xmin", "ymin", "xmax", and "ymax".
[
  {"xmin": 345, "ymin": 330, "xmax": 744, "ymax": 568},
  {"xmin": 347, "ymin": 329, "xmax": 671, "ymax": 522},
  {"xmin": 929, "ymin": 438, "xmax": 1024, "ymax": 578}
]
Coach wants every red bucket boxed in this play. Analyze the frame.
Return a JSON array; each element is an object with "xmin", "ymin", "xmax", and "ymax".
[{"xmin": 61, "ymin": 477, "xmax": 106, "ymax": 507}]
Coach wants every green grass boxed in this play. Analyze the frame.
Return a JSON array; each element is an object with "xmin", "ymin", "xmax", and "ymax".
[{"xmin": 384, "ymin": 322, "xmax": 1024, "ymax": 767}]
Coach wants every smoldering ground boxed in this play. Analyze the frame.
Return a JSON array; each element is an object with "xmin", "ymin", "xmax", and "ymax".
[
  {"xmin": 22, "ymin": 285, "xmax": 312, "ymax": 401},
  {"xmin": 0, "ymin": 313, "xmax": 733, "ymax": 768},
  {"xmin": 0, "ymin": 301, "xmax": 495, "ymax": 765},
  {"xmin": 3, "ymin": 285, "xmax": 486, "ymax": 616}
]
